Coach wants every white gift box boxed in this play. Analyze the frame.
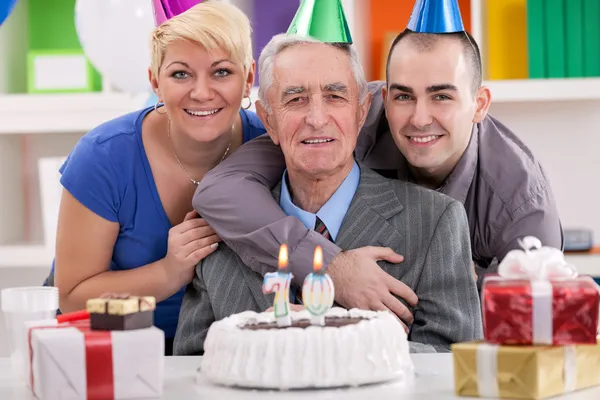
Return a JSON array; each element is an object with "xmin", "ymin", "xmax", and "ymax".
[{"xmin": 27, "ymin": 322, "xmax": 164, "ymax": 400}]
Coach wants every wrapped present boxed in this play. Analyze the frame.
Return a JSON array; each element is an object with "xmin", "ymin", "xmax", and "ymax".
[
  {"xmin": 452, "ymin": 341, "xmax": 600, "ymax": 399},
  {"xmin": 26, "ymin": 296, "xmax": 164, "ymax": 400},
  {"xmin": 482, "ymin": 237, "xmax": 599, "ymax": 345}
]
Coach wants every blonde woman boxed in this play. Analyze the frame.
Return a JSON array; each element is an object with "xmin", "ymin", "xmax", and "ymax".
[{"xmin": 48, "ymin": 2, "xmax": 265, "ymax": 354}]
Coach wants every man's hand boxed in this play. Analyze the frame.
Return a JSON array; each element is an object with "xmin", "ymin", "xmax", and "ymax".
[{"xmin": 326, "ymin": 246, "xmax": 418, "ymax": 328}]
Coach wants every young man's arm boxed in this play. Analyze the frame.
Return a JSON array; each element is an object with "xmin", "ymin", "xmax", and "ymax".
[
  {"xmin": 193, "ymin": 135, "xmax": 341, "ymax": 285},
  {"xmin": 194, "ymin": 135, "xmax": 417, "ymax": 324},
  {"xmin": 494, "ymin": 187, "xmax": 563, "ymax": 263}
]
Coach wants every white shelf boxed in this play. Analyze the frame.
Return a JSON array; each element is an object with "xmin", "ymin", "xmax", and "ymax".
[
  {"xmin": 0, "ymin": 87, "xmax": 261, "ymax": 135},
  {"xmin": 484, "ymin": 78, "xmax": 600, "ymax": 103},
  {"xmin": 0, "ymin": 92, "xmax": 144, "ymax": 135},
  {"xmin": 0, "ymin": 245, "xmax": 53, "ymax": 268},
  {"xmin": 0, "ymin": 235, "xmax": 598, "ymax": 276},
  {"xmin": 0, "ymin": 79, "xmax": 598, "ymax": 134},
  {"xmin": 1, "ymin": 243, "xmax": 599, "ymax": 278}
]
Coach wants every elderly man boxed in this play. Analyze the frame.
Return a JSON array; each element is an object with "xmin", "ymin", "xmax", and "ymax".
[
  {"xmin": 173, "ymin": 33, "xmax": 482, "ymax": 356},
  {"xmin": 191, "ymin": 3, "xmax": 562, "ymax": 323}
]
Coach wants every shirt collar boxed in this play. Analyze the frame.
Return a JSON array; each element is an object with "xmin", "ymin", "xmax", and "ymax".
[
  {"xmin": 280, "ymin": 161, "xmax": 360, "ymax": 241},
  {"xmin": 437, "ymin": 124, "xmax": 479, "ymax": 204}
]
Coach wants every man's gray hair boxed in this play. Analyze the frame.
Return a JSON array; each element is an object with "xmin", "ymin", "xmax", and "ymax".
[{"xmin": 257, "ymin": 33, "xmax": 368, "ymax": 112}]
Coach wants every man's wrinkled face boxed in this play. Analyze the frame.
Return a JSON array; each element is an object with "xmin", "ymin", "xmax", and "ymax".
[
  {"xmin": 383, "ymin": 38, "xmax": 486, "ymax": 175},
  {"xmin": 258, "ymin": 43, "xmax": 369, "ymax": 179}
]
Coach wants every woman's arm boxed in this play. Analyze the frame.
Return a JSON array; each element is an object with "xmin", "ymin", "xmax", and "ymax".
[{"xmin": 55, "ymin": 190, "xmax": 186, "ymax": 312}]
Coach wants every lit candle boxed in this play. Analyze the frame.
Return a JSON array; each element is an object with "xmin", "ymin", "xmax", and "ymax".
[
  {"xmin": 302, "ymin": 246, "xmax": 334, "ymax": 326},
  {"xmin": 262, "ymin": 244, "xmax": 293, "ymax": 327}
]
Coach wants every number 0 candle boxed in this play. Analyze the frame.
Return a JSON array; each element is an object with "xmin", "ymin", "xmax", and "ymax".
[
  {"xmin": 262, "ymin": 244, "xmax": 293, "ymax": 327},
  {"xmin": 302, "ymin": 246, "xmax": 334, "ymax": 326}
]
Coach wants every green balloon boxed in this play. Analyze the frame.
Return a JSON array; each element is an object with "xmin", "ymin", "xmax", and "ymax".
[{"xmin": 287, "ymin": 0, "xmax": 352, "ymax": 44}]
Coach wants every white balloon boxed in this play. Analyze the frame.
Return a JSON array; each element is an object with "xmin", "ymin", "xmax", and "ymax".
[{"xmin": 75, "ymin": 0, "xmax": 155, "ymax": 95}]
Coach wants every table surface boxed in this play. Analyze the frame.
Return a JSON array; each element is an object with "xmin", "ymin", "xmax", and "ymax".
[{"xmin": 2, "ymin": 354, "xmax": 600, "ymax": 399}]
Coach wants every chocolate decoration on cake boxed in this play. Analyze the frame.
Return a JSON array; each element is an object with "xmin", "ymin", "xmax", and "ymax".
[
  {"xmin": 86, "ymin": 294, "xmax": 156, "ymax": 331},
  {"xmin": 241, "ymin": 316, "xmax": 366, "ymax": 331}
]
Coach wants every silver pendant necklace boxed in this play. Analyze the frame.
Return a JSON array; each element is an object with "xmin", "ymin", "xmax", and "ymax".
[{"xmin": 168, "ymin": 118, "xmax": 232, "ymax": 186}]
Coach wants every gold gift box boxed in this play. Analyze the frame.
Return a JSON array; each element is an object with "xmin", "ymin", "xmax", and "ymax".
[{"xmin": 452, "ymin": 341, "xmax": 600, "ymax": 399}]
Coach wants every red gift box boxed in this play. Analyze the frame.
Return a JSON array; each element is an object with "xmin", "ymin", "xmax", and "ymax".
[
  {"xmin": 482, "ymin": 236, "xmax": 600, "ymax": 346},
  {"xmin": 482, "ymin": 275, "xmax": 599, "ymax": 345}
]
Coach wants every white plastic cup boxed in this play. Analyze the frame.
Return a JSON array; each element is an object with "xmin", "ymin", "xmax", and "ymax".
[{"xmin": 1, "ymin": 286, "xmax": 59, "ymax": 382}]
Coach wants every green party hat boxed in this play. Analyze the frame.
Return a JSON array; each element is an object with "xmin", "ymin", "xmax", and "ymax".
[{"xmin": 287, "ymin": 0, "xmax": 352, "ymax": 44}]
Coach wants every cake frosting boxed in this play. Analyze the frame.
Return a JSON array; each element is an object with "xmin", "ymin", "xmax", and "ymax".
[{"xmin": 200, "ymin": 307, "xmax": 414, "ymax": 389}]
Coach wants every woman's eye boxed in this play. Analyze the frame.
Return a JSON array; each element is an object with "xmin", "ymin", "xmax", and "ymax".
[
  {"xmin": 171, "ymin": 71, "xmax": 189, "ymax": 79},
  {"xmin": 215, "ymin": 69, "xmax": 232, "ymax": 77}
]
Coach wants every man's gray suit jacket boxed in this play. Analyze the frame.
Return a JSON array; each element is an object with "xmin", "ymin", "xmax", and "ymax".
[{"xmin": 173, "ymin": 163, "xmax": 483, "ymax": 355}]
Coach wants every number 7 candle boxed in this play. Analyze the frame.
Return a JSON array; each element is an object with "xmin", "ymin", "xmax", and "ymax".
[
  {"xmin": 302, "ymin": 246, "xmax": 334, "ymax": 326},
  {"xmin": 262, "ymin": 244, "xmax": 293, "ymax": 327}
]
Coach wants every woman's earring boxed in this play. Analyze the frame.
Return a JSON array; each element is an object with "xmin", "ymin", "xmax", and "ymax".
[
  {"xmin": 154, "ymin": 100, "xmax": 167, "ymax": 115},
  {"xmin": 241, "ymin": 95, "xmax": 252, "ymax": 110}
]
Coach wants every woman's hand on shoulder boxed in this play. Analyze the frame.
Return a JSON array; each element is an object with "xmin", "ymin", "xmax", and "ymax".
[{"xmin": 163, "ymin": 210, "xmax": 221, "ymax": 285}]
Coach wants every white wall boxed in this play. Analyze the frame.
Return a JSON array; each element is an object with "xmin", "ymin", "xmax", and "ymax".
[{"xmin": 489, "ymin": 100, "xmax": 600, "ymax": 241}]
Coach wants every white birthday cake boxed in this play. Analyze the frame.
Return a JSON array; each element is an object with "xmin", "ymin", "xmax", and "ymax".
[{"xmin": 200, "ymin": 307, "xmax": 414, "ymax": 389}]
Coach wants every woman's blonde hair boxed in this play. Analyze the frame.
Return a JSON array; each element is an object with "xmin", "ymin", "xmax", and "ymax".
[{"xmin": 150, "ymin": 1, "xmax": 253, "ymax": 77}]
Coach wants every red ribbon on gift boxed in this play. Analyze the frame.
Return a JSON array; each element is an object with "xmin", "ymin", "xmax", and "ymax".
[{"xmin": 28, "ymin": 317, "xmax": 115, "ymax": 400}]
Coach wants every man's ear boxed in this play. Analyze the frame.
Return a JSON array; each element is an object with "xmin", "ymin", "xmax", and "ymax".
[
  {"xmin": 381, "ymin": 84, "xmax": 390, "ymax": 120},
  {"xmin": 148, "ymin": 67, "xmax": 162, "ymax": 102},
  {"xmin": 256, "ymin": 101, "xmax": 279, "ymax": 145},
  {"xmin": 358, "ymin": 91, "xmax": 373, "ymax": 130},
  {"xmin": 473, "ymin": 86, "xmax": 491, "ymax": 123}
]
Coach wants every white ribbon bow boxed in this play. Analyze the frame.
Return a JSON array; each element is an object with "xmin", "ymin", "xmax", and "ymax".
[
  {"xmin": 497, "ymin": 236, "xmax": 578, "ymax": 281},
  {"xmin": 493, "ymin": 236, "xmax": 589, "ymax": 344}
]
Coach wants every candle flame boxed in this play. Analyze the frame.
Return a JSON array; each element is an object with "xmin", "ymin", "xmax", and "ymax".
[
  {"xmin": 313, "ymin": 246, "xmax": 323, "ymax": 271},
  {"xmin": 278, "ymin": 244, "xmax": 288, "ymax": 269}
]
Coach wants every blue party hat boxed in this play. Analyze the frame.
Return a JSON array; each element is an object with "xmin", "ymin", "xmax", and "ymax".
[{"xmin": 407, "ymin": 0, "xmax": 465, "ymax": 34}]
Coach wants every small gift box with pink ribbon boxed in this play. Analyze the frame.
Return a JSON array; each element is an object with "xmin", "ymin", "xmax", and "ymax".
[
  {"xmin": 26, "ymin": 295, "xmax": 164, "ymax": 400},
  {"xmin": 482, "ymin": 236, "xmax": 600, "ymax": 346}
]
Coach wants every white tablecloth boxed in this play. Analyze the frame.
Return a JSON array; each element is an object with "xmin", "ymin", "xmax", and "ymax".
[{"xmin": 1, "ymin": 353, "xmax": 600, "ymax": 399}]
